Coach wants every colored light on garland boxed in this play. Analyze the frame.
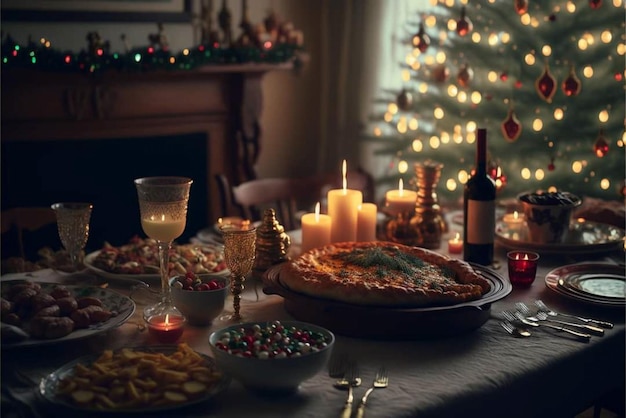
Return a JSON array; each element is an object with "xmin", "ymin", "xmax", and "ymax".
[{"xmin": 1, "ymin": 36, "xmax": 303, "ymax": 74}]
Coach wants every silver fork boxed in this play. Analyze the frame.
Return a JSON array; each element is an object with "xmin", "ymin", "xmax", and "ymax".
[
  {"xmin": 355, "ymin": 367, "xmax": 389, "ymax": 418},
  {"xmin": 500, "ymin": 319, "xmax": 531, "ymax": 337},
  {"xmin": 516, "ymin": 302, "xmax": 605, "ymax": 336},
  {"xmin": 512, "ymin": 311, "xmax": 591, "ymax": 342},
  {"xmin": 535, "ymin": 299, "xmax": 614, "ymax": 329}
]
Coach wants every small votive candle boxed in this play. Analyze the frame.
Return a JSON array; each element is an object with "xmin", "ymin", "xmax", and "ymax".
[
  {"xmin": 448, "ymin": 232, "xmax": 463, "ymax": 254},
  {"xmin": 503, "ymin": 211, "xmax": 525, "ymax": 231},
  {"xmin": 146, "ymin": 313, "xmax": 185, "ymax": 343},
  {"xmin": 507, "ymin": 250, "xmax": 540, "ymax": 287}
]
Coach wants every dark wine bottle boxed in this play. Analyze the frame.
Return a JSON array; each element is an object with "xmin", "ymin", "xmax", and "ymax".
[{"xmin": 463, "ymin": 128, "xmax": 496, "ymax": 265}]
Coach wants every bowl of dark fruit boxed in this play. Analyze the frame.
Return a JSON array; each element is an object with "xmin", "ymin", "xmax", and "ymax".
[
  {"xmin": 518, "ymin": 191, "xmax": 582, "ymax": 244},
  {"xmin": 170, "ymin": 273, "xmax": 229, "ymax": 326}
]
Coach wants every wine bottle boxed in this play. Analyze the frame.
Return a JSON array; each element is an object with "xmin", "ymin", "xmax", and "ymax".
[{"xmin": 463, "ymin": 128, "xmax": 496, "ymax": 265}]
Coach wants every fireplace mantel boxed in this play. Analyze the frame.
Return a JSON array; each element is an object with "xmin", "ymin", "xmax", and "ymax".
[{"xmin": 1, "ymin": 62, "xmax": 295, "ymax": 231}]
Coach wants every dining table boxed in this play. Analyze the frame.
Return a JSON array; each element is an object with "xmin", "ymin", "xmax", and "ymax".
[{"xmin": 1, "ymin": 224, "xmax": 624, "ymax": 418}]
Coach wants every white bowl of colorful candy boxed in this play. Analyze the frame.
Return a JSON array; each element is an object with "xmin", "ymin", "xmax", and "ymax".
[
  {"xmin": 170, "ymin": 273, "xmax": 229, "ymax": 326},
  {"xmin": 208, "ymin": 320, "xmax": 335, "ymax": 394}
]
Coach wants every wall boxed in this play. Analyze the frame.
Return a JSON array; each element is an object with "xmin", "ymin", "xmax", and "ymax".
[{"xmin": 0, "ymin": 0, "xmax": 324, "ymax": 180}]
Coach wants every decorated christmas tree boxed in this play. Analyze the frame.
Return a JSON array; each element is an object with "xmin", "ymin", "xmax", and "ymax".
[{"xmin": 365, "ymin": 0, "xmax": 625, "ymax": 204}]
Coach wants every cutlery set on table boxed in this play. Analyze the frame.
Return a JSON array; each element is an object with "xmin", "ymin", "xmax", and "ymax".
[
  {"xmin": 329, "ymin": 354, "xmax": 389, "ymax": 418},
  {"xmin": 500, "ymin": 299, "xmax": 614, "ymax": 342}
]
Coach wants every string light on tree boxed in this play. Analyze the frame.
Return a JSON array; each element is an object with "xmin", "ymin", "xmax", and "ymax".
[{"xmin": 365, "ymin": 0, "xmax": 624, "ymax": 202}]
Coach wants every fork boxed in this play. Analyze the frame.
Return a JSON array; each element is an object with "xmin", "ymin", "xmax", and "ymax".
[
  {"xmin": 512, "ymin": 310, "xmax": 591, "ymax": 342},
  {"xmin": 516, "ymin": 302, "xmax": 605, "ymax": 336},
  {"xmin": 337, "ymin": 362, "xmax": 361, "ymax": 418},
  {"xmin": 535, "ymin": 299, "xmax": 614, "ymax": 329},
  {"xmin": 355, "ymin": 367, "xmax": 389, "ymax": 418}
]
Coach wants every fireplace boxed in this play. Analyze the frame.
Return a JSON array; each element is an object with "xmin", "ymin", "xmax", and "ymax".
[{"xmin": 1, "ymin": 63, "xmax": 292, "ymax": 256}]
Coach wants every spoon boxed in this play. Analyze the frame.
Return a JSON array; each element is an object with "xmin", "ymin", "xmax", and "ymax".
[{"xmin": 500, "ymin": 320, "xmax": 531, "ymax": 338}]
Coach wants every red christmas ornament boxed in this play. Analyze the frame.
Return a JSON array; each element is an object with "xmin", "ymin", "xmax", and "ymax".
[
  {"xmin": 549, "ymin": 14, "xmax": 557, "ymax": 22},
  {"xmin": 396, "ymin": 88, "xmax": 413, "ymax": 111},
  {"xmin": 432, "ymin": 64, "xmax": 450, "ymax": 83},
  {"xmin": 548, "ymin": 157, "xmax": 556, "ymax": 171},
  {"xmin": 615, "ymin": 72, "xmax": 623, "ymax": 82},
  {"xmin": 457, "ymin": 63, "xmax": 474, "ymax": 88},
  {"xmin": 535, "ymin": 64, "xmax": 557, "ymax": 103},
  {"xmin": 514, "ymin": 0, "xmax": 529, "ymax": 14},
  {"xmin": 593, "ymin": 129, "xmax": 609, "ymax": 157},
  {"xmin": 412, "ymin": 22, "xmax": 430, "ymax": 53},
  {"xmin": 562, "ymin": 65, "xmax": 582, "ymax": 96},
  {"xmin": 455, "ymin": 7, "xmax": 473, "ymax": 37},
  {"xmin": 500, "ymin": 72, "xmax": 508, "ymax": 82},
  {"xmin": 488, "ymin": 162, "xmax": 507, "ymax": 192},
  {"xmin": 514, "ymin": 80, "xmax": 523, "ymax": 89},
  {"xmin": 589, "ymin": 0, "xmax": 602, "ymax": 9},
  {"xmin": 501, "ymin": 107, "xmax": 522, "ymax": 142}
]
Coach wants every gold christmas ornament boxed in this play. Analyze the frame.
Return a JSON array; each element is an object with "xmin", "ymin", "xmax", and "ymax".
[{"xmin": 252, "ymin": 209, "xmax": 291, "ymax": 280}]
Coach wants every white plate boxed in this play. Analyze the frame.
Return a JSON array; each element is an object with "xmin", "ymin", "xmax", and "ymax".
[
  {"xmin": 1, "ymin": 281, "xmax": 136, "ymax": 348},
  {"xmin": 84, "ymin": 244, "xmax": 229, "ymax": 286},
  {"xmin": 545, "ymin": 263, "xmax": 625, "ymax": 307},
  {"xmin": 496, "ymin": 218, "xmax": 625, "ymax": 254},
  {"xmin": 39, "ymin": 345, "xmax": 230, "ymax": 414}
]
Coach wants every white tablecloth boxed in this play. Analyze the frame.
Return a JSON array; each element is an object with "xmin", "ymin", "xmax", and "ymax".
[{"xmin": 2, "ymin": 233, "xmax": 624, "ymax": 418}]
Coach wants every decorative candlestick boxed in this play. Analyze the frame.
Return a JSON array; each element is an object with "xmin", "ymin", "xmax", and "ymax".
[
  {"xmin": 383, "ymin": 178, "xmax": 420, "ymax": 245},
  {"xmin": 301, "ymin": 202, "xmax": 332, "ymax": 252},
  {"xmin": 409, "ymin": 160, "xmax": 447, "ymax": 249},
  {"xmin": 252, "ymin": 209, "xmax": 291, "ymax": 279},
  {"xmin": 327, "ymin": 160, "xmax": 363, "ymax": 243}
]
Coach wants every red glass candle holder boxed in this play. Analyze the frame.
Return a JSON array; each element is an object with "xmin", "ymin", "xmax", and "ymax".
[
  {"xmin": 146, "ymin": 313, "xmax": 185, "ymax": 343},
  {"xmin": 507, "ymin": 250, "xmax": 540, "ymax": 287}
]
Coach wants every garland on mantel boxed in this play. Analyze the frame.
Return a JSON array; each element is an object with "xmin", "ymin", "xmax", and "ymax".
[{"xmin": 1, "ymin": 35, "xmax": 303, "ymax": 74}]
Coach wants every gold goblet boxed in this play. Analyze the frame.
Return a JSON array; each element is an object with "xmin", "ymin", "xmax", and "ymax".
[
  {"xmin": 134, "ymin": 176, "xmax": 192, "ymax": 336},
  {"xmin": 220, "ymin": 222, "xmax": 257, "ymax": 322},
  {"xmin": 51, "ymin": 202, "xmax": 93, "ymax": 272}
]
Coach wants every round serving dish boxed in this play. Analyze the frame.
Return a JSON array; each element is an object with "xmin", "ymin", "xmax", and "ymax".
[{"xmin": 262, "ymin": 263, "xmax": 511, "ymax": 340}]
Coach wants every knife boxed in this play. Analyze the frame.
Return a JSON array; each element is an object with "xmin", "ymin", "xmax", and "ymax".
[{"xmin": 515, "ymin": 314, "xmax": 592, "ymax": 342}]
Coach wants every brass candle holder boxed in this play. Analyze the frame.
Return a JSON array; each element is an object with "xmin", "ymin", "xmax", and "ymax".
[{"xmin": 252, "ymin": 209, "xmax": 291, "ymax": 279}]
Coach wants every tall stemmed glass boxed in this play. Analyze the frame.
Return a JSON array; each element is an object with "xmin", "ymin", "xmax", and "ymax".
[
  {"xmin": 134, "ymin": 177, "xmax": 192, "ymax": 323},
  {"xmin": 51, "ymin": 202, "xmax": 93, "ymax": 272},
  {"xmin": 220, "ymin": 223, "xmax": 257, "ymax": 322}
]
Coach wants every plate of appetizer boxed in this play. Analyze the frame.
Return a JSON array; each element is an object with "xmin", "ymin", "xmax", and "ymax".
[
  {"xmin": 1, "ymin": 279, "xmax": 135, "ymax": 348},
  {"xmin": 84, "ymin": 236, "xmax": 228, "ymax": 285}
]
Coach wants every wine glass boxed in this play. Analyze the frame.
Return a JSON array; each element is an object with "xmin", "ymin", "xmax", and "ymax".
[
  {"xmin": 51, "ymin": 202, "xmax": 93, "ymax": 272},
  {"xmin": 134, "ymin": 177, "xmax": 192, "ymax": 328},
  {"xmin": 219, "ymin": 222, "xmax": 257, "ymax": 322}
]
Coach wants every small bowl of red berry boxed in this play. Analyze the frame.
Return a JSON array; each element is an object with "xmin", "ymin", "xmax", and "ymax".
[{"xmin": 170, "ymin": 272, "xmax": 229, "ymax": 326}]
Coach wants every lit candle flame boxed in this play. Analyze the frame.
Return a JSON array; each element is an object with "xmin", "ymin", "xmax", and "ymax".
[
  {"xmin": 342, "ymin": 159, "xmax": 348, "ymax": 193},
  {"xmin": 398, "ymin": 178, "xmax": 404, "ymax": 196},
  {"xmin": 513, "ymin": 211, "xmax": 519, "ymax": 220},
  {"xmin": 314, "ymin": 202, "xmax": 321, "ymax": 222},
  {"xmin": 453, "ymin": 232, "xmax": 460, "ymax": 243}
]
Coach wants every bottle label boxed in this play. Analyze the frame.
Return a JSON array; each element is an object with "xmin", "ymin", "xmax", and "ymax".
[{"xmin": 466, "ymin": 200, "xmax": 495, "ymax": 244}]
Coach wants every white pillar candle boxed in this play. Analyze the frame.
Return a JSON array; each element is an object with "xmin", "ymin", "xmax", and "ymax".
[
  {"xmin": 301, "ymin": 202, "xmax": 332, "ymax": 253},
  {"xmin": 328, "ymin": 160, "xmax": 363, "ymax": 243},
  {"xmin": 357, "ymin": 203, "xmax": 378, "ymax": 242},
  {"xmin": 385, "ymin": 179, "xmax": 417, "ymax": 215}
]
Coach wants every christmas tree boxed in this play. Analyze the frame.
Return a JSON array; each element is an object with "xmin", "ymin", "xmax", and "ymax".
[{"xmin": 365, "ymin": 0, "xmax": 625, "ymax": 204}]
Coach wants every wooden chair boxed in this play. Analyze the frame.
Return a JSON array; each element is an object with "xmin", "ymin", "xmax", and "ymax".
[
  {"xmin": 215, "ymin": 169, "xmax": 375, "ymax": 231},
  {"xmin": 1, "ymin": 207, "xmax": 58, "ymax": 260}
]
